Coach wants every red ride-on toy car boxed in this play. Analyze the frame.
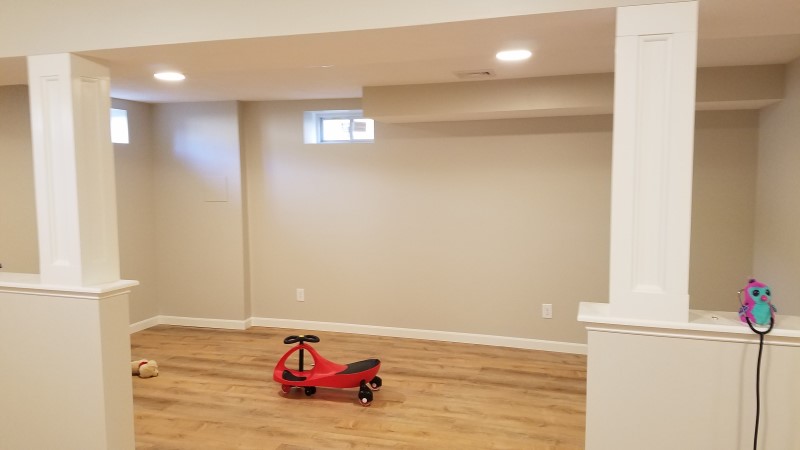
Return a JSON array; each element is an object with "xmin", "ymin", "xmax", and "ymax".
[{"xmin": 273, "ymin": 335, "xmax": 382, "ymax": 406}]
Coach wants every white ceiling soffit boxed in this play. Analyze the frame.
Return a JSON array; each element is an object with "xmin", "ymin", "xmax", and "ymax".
[
  {"xmin": 0, "ymin": 0, "xmax": 671, "ymax": 58},
  {"xmin": 78, "ymin": 9, "xmax": 617, "ymax": 103},
  {"xmin": 0, "ymin": 0, "xmax": 797, "ymax": 103}
]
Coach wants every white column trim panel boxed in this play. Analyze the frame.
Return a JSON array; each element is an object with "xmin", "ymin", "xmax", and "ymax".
[
  {"xmin": 609, "ymin": 2, "xmax": 697, "ymax": 322},
  {"xmin": 27, "ymin": 54, "xmax": 120, "ymax": 286}
]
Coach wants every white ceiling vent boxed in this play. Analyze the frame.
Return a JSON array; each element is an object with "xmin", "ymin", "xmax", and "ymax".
[{"xmin": 453, "ymin": 69, "xmax": 496, "ymax": 80}]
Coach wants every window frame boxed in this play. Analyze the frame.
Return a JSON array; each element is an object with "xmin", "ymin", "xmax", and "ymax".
[
  {"xmin": 303, "ymin": 109, "xmax": 374, "ymax": 144},
  {"xmin": 110, "ymin": 108, "xmax": 130, "ymax": 144}
]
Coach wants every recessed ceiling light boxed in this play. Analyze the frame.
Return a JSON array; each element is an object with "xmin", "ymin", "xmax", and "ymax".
[
  {"xmin": 495, "ymin": 49, "xmax": 532, "ymax": 62},
  {"xmin": 154, "ymin": 71, "xmax": 186, "ymax": 81}
]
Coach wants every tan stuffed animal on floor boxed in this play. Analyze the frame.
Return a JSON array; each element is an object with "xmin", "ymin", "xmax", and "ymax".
[{"xmin": 131, "ymin": 359, "xmax": 159, "ymax": 378}]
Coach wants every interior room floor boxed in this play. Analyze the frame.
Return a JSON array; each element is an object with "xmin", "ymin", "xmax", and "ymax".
[{"xmin": 131, "ymin": 325, "xmax": 587, "ymax": 449}]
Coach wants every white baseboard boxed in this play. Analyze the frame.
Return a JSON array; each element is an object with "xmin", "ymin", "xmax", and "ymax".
[
  {"xmin": 129, "ymin": 315, "xmax": 250, "ymax": 333},
  {"xmin": 251, "ymin": 317, "xmax": 587, "ymax": 355},
  {"xmin": 160, "ymin": 315, "xmax": 250, "ymax": 330},
  {"xmin": 129, "ymin": 315, "xmax": 586, "ymax": 354},
  {"xmin": 129, "ymin": 316, "xmax": 160, "ymax": 334}
]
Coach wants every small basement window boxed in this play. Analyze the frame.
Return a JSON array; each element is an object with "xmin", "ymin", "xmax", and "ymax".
[
  {"xmin": 304, "ymin": 110, "xmax": 374, "ymax": 144},
  {"xmin": 110, "ymin": 108, "xmax": 129, "ymax": 144}
]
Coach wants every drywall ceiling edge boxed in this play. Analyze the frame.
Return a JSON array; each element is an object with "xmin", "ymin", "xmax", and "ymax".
[{"xmin": 0, "ymin": 0, "xmax": 676, "ymax": 58}]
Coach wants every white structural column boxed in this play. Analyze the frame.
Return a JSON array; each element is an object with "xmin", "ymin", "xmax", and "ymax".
[
  {"xmin": 27, "ymin": 53, "xmax": 120, "ymax": 287},
  {"xmin": 609, "ymin": 2, "xmax": 698, "ymax": 322},
  {"xmin": 0, "ymin": 53, "xmax": 135, "ymax": 450}
]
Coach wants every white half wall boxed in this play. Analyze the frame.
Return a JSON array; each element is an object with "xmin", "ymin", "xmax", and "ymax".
[
  {"xmin": 583, "ymin": 321, "xmax": 800, "ymax": 450},
  {"xmin": 0, "ymin": 283, "xmax": 136, "ymax": 450}
]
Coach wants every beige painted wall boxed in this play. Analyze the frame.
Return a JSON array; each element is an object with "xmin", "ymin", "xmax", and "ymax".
[
  {"xmin": 243, "ymin": 99, "xmax": 758, "ymax": 343},
  {"xmin": 755, "ymin": 57, "xmax": 800, "ymax": 316},
  {"xmin": 152, "ymin": 101, "xmax": 248, "ymax": 320},
  {"xmin": 113, "ymin": 98, "xmax": 159, "ymax": 323},
  {"xmin": 689, "ymin": 110, "xmax": 759, "ymax": 311},
  {"xmin": 0, "ymin": 85, "xmax": 37, "ymax": 273},
  {"xmin": 243, "ymin": 99, "xmax": 612, "ymax": 344},
  {"xmin": 0, "ymin": 90, "xmax": 767, "ymax": 336}
]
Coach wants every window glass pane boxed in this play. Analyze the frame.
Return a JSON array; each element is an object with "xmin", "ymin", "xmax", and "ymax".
[
  {"xmin": 306, "ymin": 110, "xmax": 374, "ymax": 144},
  {"xmin": 110, "ymin": 108, "xmax": 129, "ymax": 144},
  {"xmin": 321, "ymin": 118, "xmax": 352, "ymax": 142},
  {"xmin": 351, "ymin": 118, "xmax": 374, "ymax": 141}
]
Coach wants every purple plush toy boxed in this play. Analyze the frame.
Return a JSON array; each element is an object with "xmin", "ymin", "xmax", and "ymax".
[{"xmin": 738, "ymin": 279, "xmax": 777, "ymax": 326}]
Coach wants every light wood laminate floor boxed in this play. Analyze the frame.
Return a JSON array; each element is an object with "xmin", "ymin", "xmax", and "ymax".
[{"xmin": 131, "ymin": 326, "xmax": 587, "ymax": 449}]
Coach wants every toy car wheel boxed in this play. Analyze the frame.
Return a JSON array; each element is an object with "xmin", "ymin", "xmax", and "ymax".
[
  {"xmin": 358, "ymin": 380, "xmax": 373, "ymax": 406},
  {"xmin": 369, "ymin": 376, "xmax": 382, "ymax": 391},
  {"xmin": 281, "ymin": 384, "xmax": 292, "ymax": 394},
  {"xmin": 358, "ymin": 392, "xmax": 372, "ymax": 406},
  {"xmin": 304, "ymin": 386, "xmax": 316, "ymax": 396}
]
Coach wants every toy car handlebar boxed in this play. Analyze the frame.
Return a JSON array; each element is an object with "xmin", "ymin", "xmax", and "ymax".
[{"xmin": 283, "ymin": 335, "xmax": 320, "ymax": 344}]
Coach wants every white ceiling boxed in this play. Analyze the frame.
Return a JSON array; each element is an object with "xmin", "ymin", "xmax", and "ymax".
[{"xmin": 1, "ymin": 1, "xmax": 799, "ymax": 103}]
